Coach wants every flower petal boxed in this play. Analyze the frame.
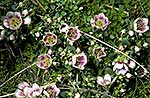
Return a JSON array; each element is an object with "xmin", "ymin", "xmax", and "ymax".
[
  {"xmin": 23, "ymin": 16, "xmax": 31, "ymax": 25},
  {"xmin": 3, "ymin": 19, "xmax": 9, "ymax": 28},
  {"xmin": 142, "ymin": 18, "xmax": 149, "ymax": 25},
  {"xmin": 6, "ymin": 11, "xmax": 14, "ymax": 19},
  {"xmin": 59, "ymin": 23, "xmax": 69, "ymax": 33},
  {"xmin": 97, "ymin": 76, "xmax": 104, "ymax": 86},
  {"xmin": 15, "ymin": 12, "xmax": 22, "ymax": 19},
  {"xmin": 15, "ymin": 89, "xmax": 25, "ymax": 98},
  {"xmin": 104, "ymin": 74, "xmax": 111, "ymax": 85},
  {"xmin": 128, "ymin": 60, "xmax": 136, "ymax": 69},
  {"xmin": 114, "ymin": 62, "xmax": 124, "ymax": 70},
  {"xmin": 18, "ymin": 82, "xmax": 29, "ymax": 90}
]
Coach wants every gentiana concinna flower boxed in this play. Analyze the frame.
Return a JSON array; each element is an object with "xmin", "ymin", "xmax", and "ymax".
[
  {"xmin": 72, "ymin": 53, "xmax": 87, "ymax": 70},
  {"xmin": 15, "ymin": 82, "xmax": 30, "ymax": 98},
  {"xmin": 113, "ymin": 62, "xmax": 129, "ymax": 75},
  {"xmin": 37, "ymin": 54, "xmax": 52, "ymax": 69},
  {"xmin": 134, "ymin": 18, "xmax": 149, "ymax": 33},
  {"xmin": 43, "ymin": 84, "xmax": 60, "ymax": 97},
  {"xmin": 3, "ymin": 12, "xmax": 23, "ymax": 30},
  {"xmin": 27, "ymin": 83, "xmax": 42, "ymax": 98},
  {"xmin": 135, "ymin": 66, "xmax": 148, "ymax": 77},
  {"xmin": 66, "ymin": 26, "xmax": 81, "ymax": 45},
  {"xmin": 43, "ymin": 32, "xmax": 57, "ymax": 46},
  {"xmin": 93, "ymin": 47, "xmax": 106, "ymax": 60},
  {"xmin": 97, "ymin": 74, "xmax": 112, "ymax": 86},
  {"xmin": 91, "ymin": 13, "xmax": 110, "ymax": 31}
]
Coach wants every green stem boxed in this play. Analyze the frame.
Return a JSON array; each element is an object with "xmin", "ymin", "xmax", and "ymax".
[
  {"xmin": 0, "ymin": 63, "xmax": 36, "ymax": 88},
  {"xmin": 0, "ymin": 93, "xmax": 15, "ymax": 98}
]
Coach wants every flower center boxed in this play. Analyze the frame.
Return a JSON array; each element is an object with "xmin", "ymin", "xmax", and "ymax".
[
  {"xmin": 137, "ymin": 20, "xmax": 145, "ymax": 30},
  {"xmin": 67, "ymin": 29, "xmax": 77, "ymax": 40},
  {"xmin": 46, "ymin": 36, "xmax": 55, "ymax": 44},
  {"xmin": 9, "ymin": 17, "xmax": 21, "ymax": 29},
  {"xmin": 43, "ymin": 57, "xmax": 51, "ymax": 67},
  {"xmin": 76, "ymin": 57, "xmax": 81, "ymax": 66},
  {"xmin": 95, "ymin": 20, "xmax": 104, "ymax": 27}
]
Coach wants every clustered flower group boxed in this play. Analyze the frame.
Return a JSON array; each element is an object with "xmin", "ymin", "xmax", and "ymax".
[
  {"xmin": 15, "ymin": 82, "xmax": 42, "ymax": 98},
  {"xmin": 1, "ymin": 10, "xmax": 149, "ymax": 97},
  {"xmin": 15, "ymin": 82, "xmax": 60, "ymax": 98}
]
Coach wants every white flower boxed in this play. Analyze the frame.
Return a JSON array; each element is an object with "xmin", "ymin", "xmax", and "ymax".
[
  {"xmin": 134, "ymin": 46, "xmax": 140, "ymax": 52},
  {"xmin": 23, "ymin": 16, "xmax": 31, "ymax": 25},
  {"xmin": 3, "ymin": 12, "xmax": 22, "ymax": 30},
  {"xmin": 22, "ymin": 9, "xmax": 28, "ymax": 16},
  {"xmin": 59, "ymin": 23, "xmax": 69, "ymax": 33},
  {"xmin": 18, "ymin": 82, "xmax": 30, "ymax": 90},
  {"xmin": 91, "ymin": 13, "xmax": 111, "ymax": 31},
  {"xmin": 143, "ymin": 42, "xmax": 148, "ymax": 47},
  {"xmin": 48, "ymin": 49, "xmax": 52, "ymax": 56},
  {"xmin": 93, "ymin": 47, "xmax": 106, "ymax": 59},
  {"xmin": 43, "ymin": 32, "xmax": 57, "ymax": 46},
  {"xmin": 126, "ymin": 73, "xmax": 132, "ymax": 78},
  {"xmin": 79, "ymin": 7, "xmax": 83, "ymax": 10},
  {"xmin": 72, "ymin": 53, "xmax": 87, "ymax": 70},
  {"xmin": 113, "ymin": 62, "xmax": 128, "ymax": 75},
  {"xmin": 37, "ymin": 54, "xmax": 52, "ymax": 69},
  {"xmin": 128, "ymin": 30, "xmax": 134, "ymax": 36},
  {"xmin": 66, "ymin": 26, "xmax": 81, "ymax": 45},
  {"xmin": 44, "ymin": 84, "xmax": 60, "ymax": 97},
  {"xmin": 15, "ymin": 82, "xmax": 30, "ymax": 98},
  {"xmin": 27, "ymin": 83, "xmax": 42, "ymax": 98},
  {"xmin": 97, "ymin": 74, "xmax": 112, "ymax": 86},
  {"xmin": 35, "ymin": 32, "xmax": 40, "ymax": 37},
  {"xmin": 47, "ymin": 18, "xmax": 51, "ymax": 23},
  {"xmin": 120, "ymin": 29, "xmax": 126, "ymax": 34},
  {"xmin": 128, "ymin": 60, "xmax": 136, "ymax": 69},
  {"xmin": 74, "ymin": 92, "xmax": 80, "ymax": 98},
  {"xmin": 15, "ymin": 89, "xmax": 25, "ymax": 98},
  {"xmin": 134, "ymin": 18, "xmax": 149, "ymax": 33}
]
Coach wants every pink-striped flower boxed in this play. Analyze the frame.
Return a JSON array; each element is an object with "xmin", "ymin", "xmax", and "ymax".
[
  {"xmin": 97, "ymin": 74, "xmax": 112, "ymax": 86},
  {"xmin": 15, "ymin": 82, "xmax": 30, "ymax": 98},
  {"xmin": 15, "ymin": 89, "xmax": 25, "ymax": 98},
  {"xmin": 37, "ymin": 54, "xmax": 52, "ymax": 69},
  {"xmin": 135, "ymin": 66, "xmax": 148, "ymax": 77},
  {"xmin": 66, "ymin": 27, "xmax": 81, "ymax": 45},
  {"xmin": 72, "ymin": 53, "xmax": 87, "ymax": 70},
  {"xmin": 44, "ymin": 84, "xmax": 60, "ymax": 97},
  {"xmin": 91, "ymin": 13, "xmax": 110, "ymax": 31},
  {"xmin": 113, "ymin": 62, "xmax": 129, "ymax": 75},
  {"xmin": 27, "ymin": 83, "xmax": 42, "ymax": 98},
  {"xmin": 134, "ymin": 18, "xmax": 149, "ymax": 33},
  {"xmin": 43, "ymin": 32, "xmax": 57, "ymax": 46},
  {"xmin": 3, "ymin": 12, "xmax": 23, "ymax": 30},
  {"xmin": 93, "ymin": 47, "xmax": 106, "ymax": 59}
]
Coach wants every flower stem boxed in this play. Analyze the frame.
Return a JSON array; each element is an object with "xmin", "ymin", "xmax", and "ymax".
[
  {"xmin": 0, "ymin": 63, "xmax": 36, "ymax": 88},
  {"xmin": 0, "ymin": 93, "xmax": 15, "ymax": 98},
  {"xmin": 81, "ymin": 31, "xmax": 143, "ymax": 68}
]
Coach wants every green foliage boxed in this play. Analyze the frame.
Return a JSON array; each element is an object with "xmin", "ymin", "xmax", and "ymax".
[{"xmin": 0, "ymin": 0, "xmax": 150, "ymax": 98}]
